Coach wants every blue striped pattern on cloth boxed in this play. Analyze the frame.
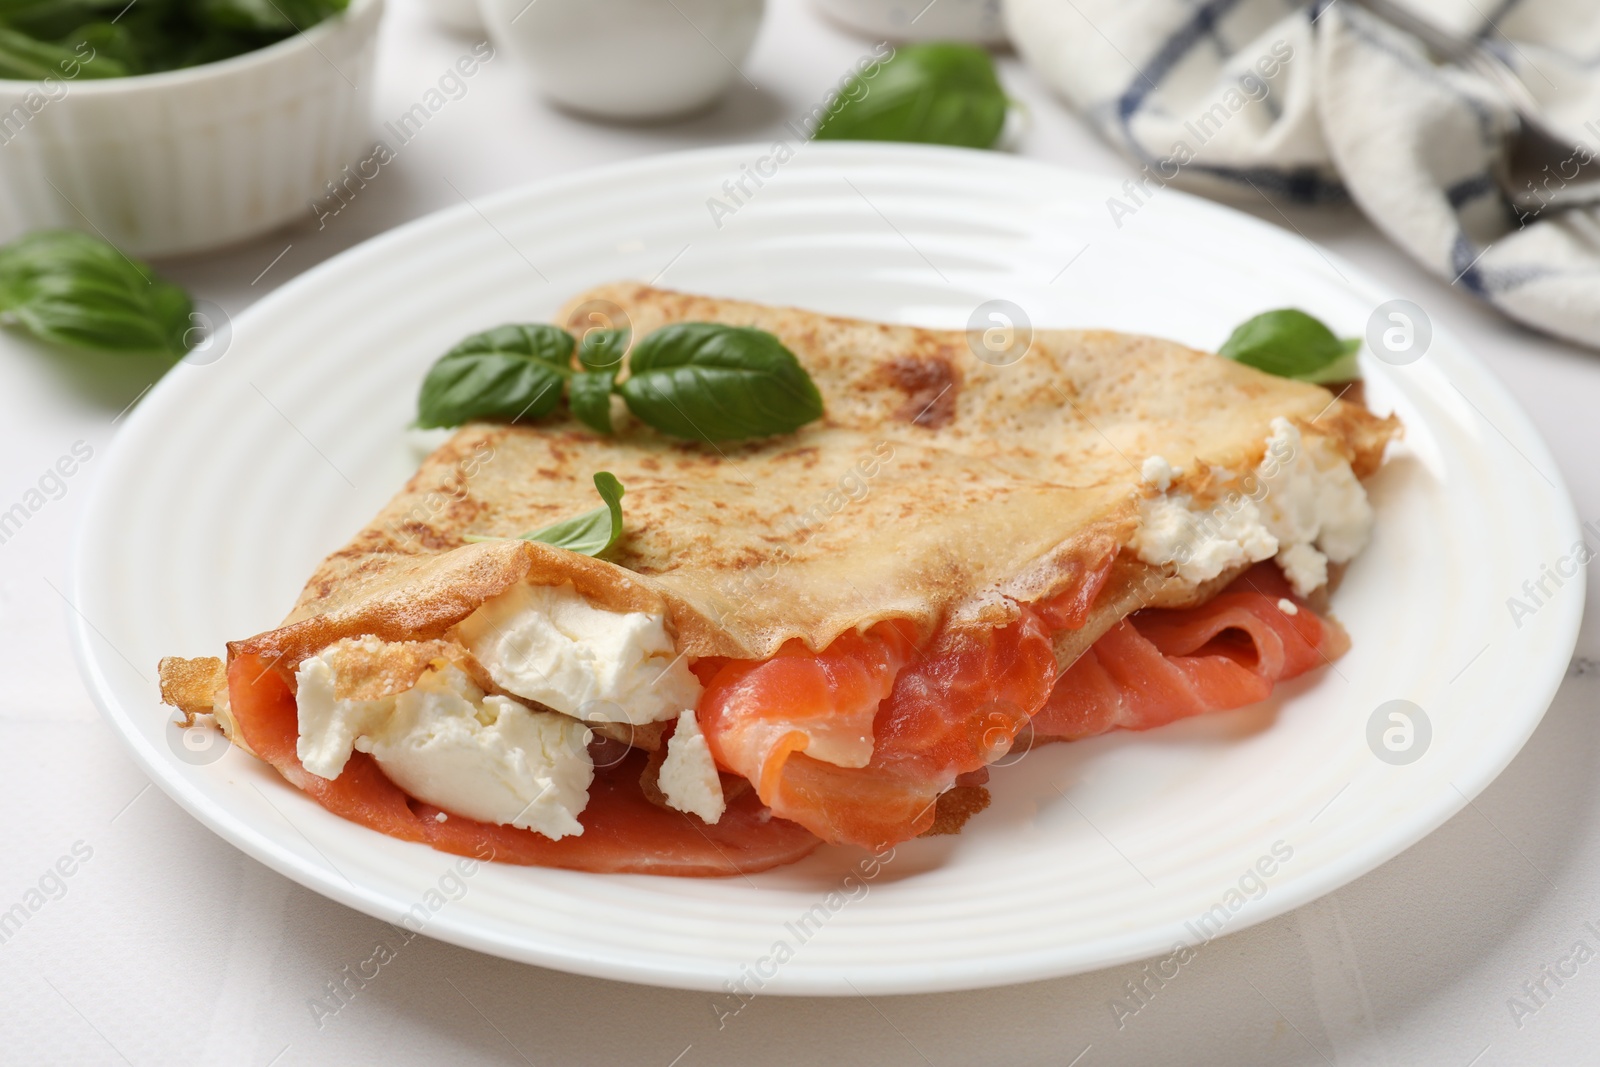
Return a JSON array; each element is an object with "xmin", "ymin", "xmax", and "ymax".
[{"xmin": 1007, "ymin": 0, "xmax": 1600, "ymax": 348}]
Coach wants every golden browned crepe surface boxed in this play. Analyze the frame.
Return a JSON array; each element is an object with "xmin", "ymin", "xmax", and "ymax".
[{"xmin": 227, "ymin": 283, "xmax": 1396, "ymax": 671}]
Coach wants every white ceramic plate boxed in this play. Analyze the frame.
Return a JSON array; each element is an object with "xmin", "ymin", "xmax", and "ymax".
[{"xmin": 70, "ymin": 144, "xmax": 1581, "ymax": 995}]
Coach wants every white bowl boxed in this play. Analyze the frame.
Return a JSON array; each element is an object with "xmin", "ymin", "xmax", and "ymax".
[
  {"xmin": 0, "ymin": 0, "xmax": 384, "ymax": 258},
  {"xmin": 812, "ymin": 0, "xmax": 1007, "ymax": 45},
  {"xmin": 481, "ymin": 0, "xmax": 764, "ymax": 122}
]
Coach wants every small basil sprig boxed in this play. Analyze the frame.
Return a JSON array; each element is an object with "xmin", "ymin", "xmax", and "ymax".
[
  {"xmin": 812, "ymin": 43, "xmax": 1009, "ymax": 149},
  {"xmin": 568, "ymin": 327, "xmax": 628, "ymax": 434},
  {"xmin": 1219, "ymin": 309, "xmax": 1361, "ymax": 384},
  {"xmin": 416, "ymin": 325, "xmax": 573, "ymax": 429},
  {"xmin": 466, "ymin": 472, "xmax": 625, "ymax": 557},
  {"xmin": 416, "ymin": 321, "xmax": 824, "ymax": 442},
  {"xmin": 578, "ymin": 326, "xmax": 628, "ymax": 370},
  {"xmin": 0, "ymin": 230, "xmax": 194, "ymax": 357},
  {"xmin": 568, "ymin": 370, "xmax": 615, "ymax": 434}
]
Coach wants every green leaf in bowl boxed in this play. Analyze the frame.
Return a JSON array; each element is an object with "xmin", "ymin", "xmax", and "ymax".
[
  {"xmin": 0, "ymin": 24, "xmax": 128, "ymax": 78},
  {"xmin": 194, "ymin": 0, "xmax": 347, "ymax": 34}
]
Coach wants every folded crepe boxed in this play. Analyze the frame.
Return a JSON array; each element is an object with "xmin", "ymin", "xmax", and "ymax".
[{"xmin": 160, "ymin": 283, "xmax": 1399, "ymax": 876}]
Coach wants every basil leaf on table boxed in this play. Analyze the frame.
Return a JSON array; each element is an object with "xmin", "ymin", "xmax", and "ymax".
[
  {"xmin": 467, "ymin": 473, "xmax": 626, "ymax": 557},
  {"xmin": 812, "ymin": 42, "xmax": 1008, "ymax": 149},
  {"xmin": 0, "ymin": 230, "xmax": 192, "ymax": 355},
  {"xmin": 416, "ymin": 324, "xmax": 574, "ymax": 429},
  {"xmin": 568, "ymin": 369, "xmax": 616, "ymax": 434},
  {"xmin": 1219, "ymin": 309, "xmax": 1362, "ymax": 384},
  {"xmin": 617, "ymin": 323, "xmax": 824, "ymax": 442}
]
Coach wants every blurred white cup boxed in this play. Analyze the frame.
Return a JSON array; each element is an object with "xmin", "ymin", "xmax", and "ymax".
[
  {"xmin": 480, "ymin": 0, "xmax": 765, "ymax": 121},
  {"xmin": 812, "ymin": 0, "xmax": 1006, "ymax": 44}
]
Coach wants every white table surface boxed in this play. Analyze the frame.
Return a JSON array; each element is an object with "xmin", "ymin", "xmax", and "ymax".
[{"xmin": 3, "ymin": 1, "xmax": 1597, "ymax": 1064}]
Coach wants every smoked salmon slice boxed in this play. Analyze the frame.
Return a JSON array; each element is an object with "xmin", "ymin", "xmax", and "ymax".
[
  {"xmin": 226, "ymin": 654, "xmax": 820, "ymax": 877},
  {"xmin": 699, "ymin": 612, "xmax": 1058, "ymax": 852},
  {"xmin": 1030, "ymin": 563, "xmax": 1347, "ymax": 742},
  {"xmin": 226, "ymin": 557, "xmax": 1345, "ymax": 870}
]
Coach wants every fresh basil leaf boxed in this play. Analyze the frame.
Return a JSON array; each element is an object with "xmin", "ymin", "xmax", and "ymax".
[
  {"xmin": 0, "ymin": 0, "xmax": 342, "ymax": 78},
  {"xmin": 0, "ymin": 0, "xmax": 127, "ymax": 40},
  {"xmin": 115, "ymin": 0, "xmax": 276, "ymax": 71},
  {"xmin": 578, "ymin": 327, "xmax": 628, "ymax": 370},
  {"xmin": 617, "ymin": 323, "xmax": 824, "ymax": 442},
  {"xmin": 0, "ymin": 24, "xmax": 128, "ymax": 78},
  {"xmin": 1219, "ymin": 309, "xmax": 1363, "ymax": 384},
  {"xmin": 812, "ymin": 42, "xmax": 1007, "ymax": 149},
  {"xmin": 467, "ymin": 473, "xmax": 626, "ymax": 557},
  {"xmin": 416, "ymin": 324, "xmax": 575, "ymax": 429},
  {"xmin": 1301, "ymin": 337, "xmax": 1362, "ymax": 384},
  {"xmin": 0, "ymin": 230, "xmax": 192, "ymax": 355},
  {"xmin": 61, "ymin": 21, "xmax": 146, "ymax": 75},
  {"xmin": 194, "ymin": 0, "xmax": 347, "ymax": 34},
  {"xmin": 569, "ymin": 370, "xmax": 615, "ymax": 434},
  {"xmin": 171, "ymin": 31, "xmax": 262, "ymax": 69}
]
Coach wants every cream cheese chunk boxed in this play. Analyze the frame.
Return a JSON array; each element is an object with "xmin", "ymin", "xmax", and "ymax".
[
  {"xmin": 1254, "ymin": 417, "xmax": 1374, "ymax": 596},
  {"xmin": 363, "ymin": 672, "xmax": 593, "ymax": 840},
  {"xmin": 1132, "ymin": 489, "xmax": 1278, "ymax": 585},
  {"xmin": 455, "ymin": 581, "xmax": 702, "ymax": 725},
  {"xmin": 658, "ymin": 707, "xmax": 725, "ymax": 824},
  {"xmin": 294, "ymin": 643, "xmax": 593, "ymax": 840},
  {"xmin": 1133, "ymin": 417, "xmax": 1374, "ymax": 596},
  {"xmin": 1141, "ymin": 454, "xmax": 1179, "ymax": 492},
  {"xmin": 294, "ymin": 637, "xmax": 396, "ymax": 780}
]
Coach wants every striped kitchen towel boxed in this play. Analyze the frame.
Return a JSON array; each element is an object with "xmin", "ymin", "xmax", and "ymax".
[{"xmin": 1005, "ymin": 0, "xmax": 1600, "ymax": 349}]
